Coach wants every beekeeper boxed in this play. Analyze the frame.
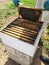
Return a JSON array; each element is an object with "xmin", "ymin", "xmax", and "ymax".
[
  {"xmin": 36, "ymin": 0, "xmax": 49, "ymax": 24},
  {"xmin": 13, "ymin": 0, "xmax": 20, "ymax": 6}
]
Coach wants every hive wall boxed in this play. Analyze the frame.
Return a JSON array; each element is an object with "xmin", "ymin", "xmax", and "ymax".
[{"xmin": 5, "ymin": 45, "xmax": 33, "ymax": 65}]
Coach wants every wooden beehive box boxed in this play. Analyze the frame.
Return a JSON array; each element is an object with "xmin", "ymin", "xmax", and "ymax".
[
  {"xmin": 18, "ymin": 7, "xmax": 42, "ymax": 22},
  {"xmin": 0, "ymin": 7, "xmax": 46, "ymax": 65}
]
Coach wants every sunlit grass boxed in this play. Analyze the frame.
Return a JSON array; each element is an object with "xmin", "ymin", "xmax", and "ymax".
[
  {"xmin": 0, "ymin": 0, "xmax": 36, "ymax": 30},
  {"xmin": 20, "ymin": 0, "xmax": 36, "ymax": 7}
]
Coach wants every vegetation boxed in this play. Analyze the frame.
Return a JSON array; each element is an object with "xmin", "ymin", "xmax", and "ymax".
[
  {"xmin": 5, "ymin": 3, "xmax": 15, "ymax": 9},
  {"xmin": 43, "ymin": 42, "xmax": 49, "ymax": 51},
  {"xmin": 0, "ymin": 1, "xmax": 16, "ymax": 29},
  {"xmin": 0, "ymin": 0, "xmax": 36, "ymax": 29},
  {"xmin": 20, "ymin": 0, "xmax": 36, "ymax": 7},
  {"xmin": 42, "ymin": 24, "xmax": 49, "ymax": 52},
  {"xmin": 46, "ymin": 24, "xmax": 49, "ymax": 34}
]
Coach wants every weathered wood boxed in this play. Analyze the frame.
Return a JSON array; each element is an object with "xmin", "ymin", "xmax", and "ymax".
[
  {"xmin": 1, "ymin": 7, "xmax": 43, "ymax": 45},
  {"xmin": 18, "ymin": 7, "xmax": 42, "ymax": 21}
]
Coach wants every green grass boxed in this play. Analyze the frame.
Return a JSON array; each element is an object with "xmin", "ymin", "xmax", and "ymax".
[
  {"xmin": 46, "ymin": 24, "xmax": 49, "ymax": 34},
  {"xmin": 20, "ymin": 0, "xmax": 36, "ymax": 7},
  {"xmin": 43, "ymin": 42, "xmax": 49, "ymax": 50},
  {"xmin": 0, "ymin": 0, "xmax": 36, "ymax": 30},
  {"xmin": 0, "ymin": 0, "xmax": 36, "ymax": 21},
  {"xmin": 42, "ymin": 24, "xmax": 49, "ymax": 50},
  {"xmin": 0, "ymin": 25, "xmax": 2, "ymax": 30},
  {"xmin": 5, "ymin": 1, "xmax": 16, "ymax": 9}
]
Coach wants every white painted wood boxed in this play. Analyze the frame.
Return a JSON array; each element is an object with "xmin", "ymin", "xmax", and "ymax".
[
  {"xmin": 9, "ymin": 52, "xmax": 32, "ymax": 65},
  {"xmin": 0, "ymin": 22, "xmax": 46, "ymax": 57},
  {"xmin": 5, "ymin": 45, "xmax": 33, "ymax": 65},
  {"xmin": 5, "ymin": 45, "xmax": 16, "ymax": 56},
  {"xmin": 0, "ymin": 32, "xmax": 37, "ymax": 57}
]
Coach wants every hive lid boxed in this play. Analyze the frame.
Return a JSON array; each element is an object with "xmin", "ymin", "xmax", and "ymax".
[{"xmin": 19, "ymin": 7, "xmax": 42, "ymax": 22}]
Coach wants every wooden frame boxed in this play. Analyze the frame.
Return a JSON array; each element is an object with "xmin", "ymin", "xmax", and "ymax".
[{"xmin": 18, "ymin": 6, "xmax": 43, "ymax": 21}]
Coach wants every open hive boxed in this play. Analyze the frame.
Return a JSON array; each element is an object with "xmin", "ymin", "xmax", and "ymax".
[{"xmin": 1, "ymin": 7, "xmax": 43, "ymax": 45}]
